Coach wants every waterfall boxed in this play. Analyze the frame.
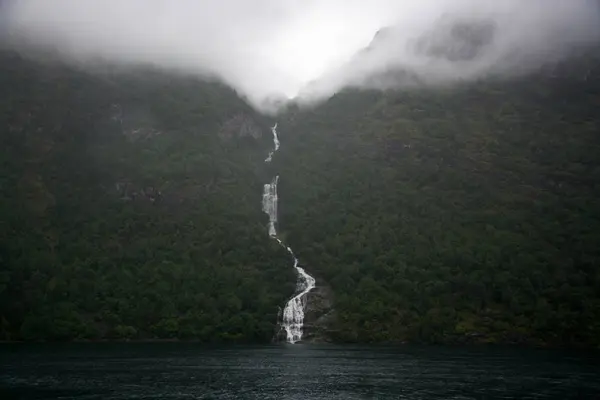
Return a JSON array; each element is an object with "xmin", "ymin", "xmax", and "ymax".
[
  {"xmin": 262, "ymin": 176, "xmax": 278, "ymax": 237},
  {"xmin": 264, "ymin": 122, "xmax": 280, "ymax": 163},
  {"xmin": 280, "ymin": 246, "xmax": 316, "ymax": 343},
  {"xmin": 262, "ymin": 123, "xmax": 315, "ymax": 344}
]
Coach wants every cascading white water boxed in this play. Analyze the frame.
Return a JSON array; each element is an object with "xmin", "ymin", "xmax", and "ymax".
[
  {"xmin": 262, "ymin": 123, "xmax": 315, "ymax": 344},
  {"xmin": 264, "ymin": 122, "xmax": 280, "ymax": 163},
  {"xmin": 262, "ymin": 176, "xmax": 278, "ymax": 237},
  {"xmin": 280, "ymin": 246, "xmax": 316, "ymax": 343}
]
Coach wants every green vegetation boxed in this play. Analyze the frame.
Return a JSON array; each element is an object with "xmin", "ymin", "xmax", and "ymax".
[
  {"xmin": 1, "ymin": 48, "xmax": 600, "ymax": 347},
  {"xmin": 0, "ymin": 51, "xmax": 294, "ymax": 341},
  {"xmin": 278, "ymin": 53, "xmax": 600, "ymax": 346}
]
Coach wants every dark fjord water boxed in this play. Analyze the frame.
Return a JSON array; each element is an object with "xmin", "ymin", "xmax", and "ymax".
[{"xmin": 1, "ymin": 344, "xmax": 599, "ymax": 399}]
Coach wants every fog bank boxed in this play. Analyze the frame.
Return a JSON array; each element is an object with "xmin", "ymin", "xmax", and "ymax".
[{"xmin": 3, "ymin": 0, "xmax": 599, "ymax": 112}]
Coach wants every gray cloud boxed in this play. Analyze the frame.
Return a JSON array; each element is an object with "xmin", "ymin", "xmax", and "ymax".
[
  {"xmin": 299, "ymin": 0, "xmax": 600, "ymax": 103},
  {"xmin": 3, "ymin": 0, "xmax": 600, "ymax": 112}
]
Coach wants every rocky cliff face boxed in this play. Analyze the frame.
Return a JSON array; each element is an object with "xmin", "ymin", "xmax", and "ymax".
[{"xmin": 302, "ymin": 281, "xmax": 337, "ymax": 343}]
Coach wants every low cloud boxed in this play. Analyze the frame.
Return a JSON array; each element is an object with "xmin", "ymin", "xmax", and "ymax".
[
  {"xmin": 3, "ymin": 0, "xmax": 600, "ymax": 112},
  {"xmin": 299, "ymin": 0, "xmax": 600, "ymax": 102}
]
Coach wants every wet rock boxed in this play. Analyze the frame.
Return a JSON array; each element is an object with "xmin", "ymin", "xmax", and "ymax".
[
  {"xmin": 302, "ymin": 290, "xmax": 337, "ymax": 343},
  {"xmin": 272, "ymin": 269, "xmax": 338, "ymax": 344},
  {"xmin": 301, "ymin": 272, "xmax": 338, "ymax": 343},
  {"xmin": 114, "ymin": 181, "xmax": 162, "ymax": 203}
]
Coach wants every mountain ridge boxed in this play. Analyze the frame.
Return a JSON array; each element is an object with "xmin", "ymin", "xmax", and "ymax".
[{"xmin": 2, "ymin": 47, "xmax": 600, "ymax": 346}]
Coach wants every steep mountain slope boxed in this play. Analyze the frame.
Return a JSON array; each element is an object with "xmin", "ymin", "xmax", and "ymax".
[
  {"xmin": 0, "ymin": 51, "xmax": 294, "ymax": 341},
  {"xmin": 2, "ymin": 45, "xmax": 600, "ymax": 347},
  {"xmin": 278, "ymin": 50, "xmax": 600, "ymax": 346}
]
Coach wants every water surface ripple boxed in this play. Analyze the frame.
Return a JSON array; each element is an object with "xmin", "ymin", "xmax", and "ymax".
[{"xmin": 1, "ymin": 344, "xmax": 599, "ymax": 399}]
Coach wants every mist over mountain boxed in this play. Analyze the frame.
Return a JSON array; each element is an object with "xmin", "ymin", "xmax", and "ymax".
[
  {"xmin": 2, "ymin": 0, "xmax": 600, "ymax": 111},
  {"xmin": 298, "ymin": 3, "xmax": 600, "ymax": 103},
  {"xmin": 408, "ymin": 16, "xmax": 497, "ymax": 66},
  {"xmin": 1, "ymin": 1, "xmax": 600, "ymax": 347}
]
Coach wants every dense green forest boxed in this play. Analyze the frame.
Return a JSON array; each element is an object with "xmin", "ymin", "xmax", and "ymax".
[
  {"xmin": 0, "ymin": 51, "xmax": 295, "ymax": 341},
  {"xmin": 1, "ymin": 47, "xmax": 600, "ymax": 347},
  {"xmin": 277, "ymin": 51, "xmax": 600, "ymax": 347}
]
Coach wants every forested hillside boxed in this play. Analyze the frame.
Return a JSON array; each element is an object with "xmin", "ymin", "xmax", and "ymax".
[
  {"xmin": 2, "ymin": 47, "xmax": 600, "ymax": 347},
  {"xmin": 277, "ymin": 50, "xmax": 600, "ymax": 347},
  {"xmin": 0, "ymin": 50, "xmax": 294, "ymax": 341}
]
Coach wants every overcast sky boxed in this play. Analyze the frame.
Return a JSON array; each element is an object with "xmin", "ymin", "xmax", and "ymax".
[{"xmin": 3, "ymin": 0, "xmax": 600, "ymax": 111}]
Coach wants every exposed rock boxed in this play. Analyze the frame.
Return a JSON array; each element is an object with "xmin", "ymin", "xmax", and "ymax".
[
  {"xmin": 302, "ymin": 282, "xmax": 338, "ymax": 343},
  {"xmin": 218, "ymin": 114, "xmax": 262, "ymax": 141},
  {"xmin": 272, "ymin": 267, "xmax": 338, "ymax": 343},
  {"xmin": 114, "ymin": 180, "xmax": 162, "ymax": 203}
]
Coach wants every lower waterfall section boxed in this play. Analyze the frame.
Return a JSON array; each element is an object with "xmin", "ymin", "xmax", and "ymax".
[
  {"xmin": 280, "ymin": 246, "xmax": 316, "ymax": 343},
  {"xmin": 262, "ymin": 123, "xmax": 315, "ymax": 344}
]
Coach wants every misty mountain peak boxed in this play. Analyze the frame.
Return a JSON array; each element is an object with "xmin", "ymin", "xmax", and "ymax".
[
  {"xmin": 363, "ymin": 15, "xmax": 498, "ymax": 68},
  {"xmin": 409, "ymin": 14, "xmax": 497, "ymax": 62}
]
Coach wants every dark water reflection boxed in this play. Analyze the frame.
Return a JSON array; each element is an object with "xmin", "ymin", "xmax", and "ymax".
[{"xmin": 1, "ymin": 343, "xmax": 599, "ymax": 399}]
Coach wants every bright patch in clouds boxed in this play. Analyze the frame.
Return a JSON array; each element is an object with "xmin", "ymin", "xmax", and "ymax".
[
  {"xmin": 267, "ymin": 2, "xmax": 398, "ymax": 95},
  {"xmin": 2, "ymin": 0, "xmax": 599, "ymax": 111}
]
